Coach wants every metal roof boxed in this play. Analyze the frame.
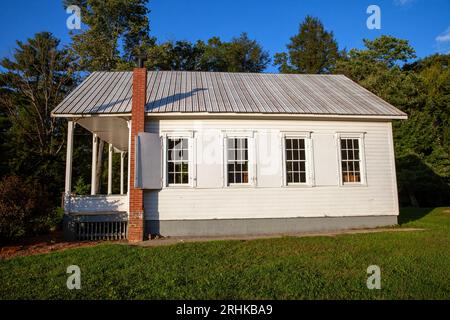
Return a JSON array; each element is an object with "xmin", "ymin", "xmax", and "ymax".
[{"xmin": 52, "ymin": 71, "xmax": 407, "ymax": 118}]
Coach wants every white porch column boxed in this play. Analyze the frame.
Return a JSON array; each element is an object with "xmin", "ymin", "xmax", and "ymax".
[
  {"xmin": 127, "ymin": 120, "xmax": 131, "ymax": 195},
  {"xmin": 108, "ymin": 143, "xmax": 113, "ymax": 195},
  {"xmin": 64, "ymin": 121, "xmax": 75, "ymax": 194},
  {"xmin": 91, "ymin": 133, "xmax": 98, "ymax": 195},
  {"xmin": 120, "ymin": 151, "xmax": 125, "ymax": 195}
]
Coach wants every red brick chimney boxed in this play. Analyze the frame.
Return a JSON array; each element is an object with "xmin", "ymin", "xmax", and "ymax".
[{"xmin": 128, "ymin": 67, "xmax": 146, "ymax": 242}]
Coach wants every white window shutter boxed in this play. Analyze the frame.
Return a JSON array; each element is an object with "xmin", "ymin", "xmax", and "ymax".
[{"xmin": 135, "ymin": 132, "xmax": 162, "ymax": 189}]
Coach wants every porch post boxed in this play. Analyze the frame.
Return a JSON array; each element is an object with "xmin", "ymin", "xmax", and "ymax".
[
  {"xmin": 120, "ymin": 151, "xmax": 125, "ymax": 195},
  {"xmin": 108, "ymin": 143, "xmax": 113, "ymax": 195},
  {"xmin": 91, "ymin": 133, "xmax": 98, "ymax": 195},
  {"xmin": 64, "ymin": 121, "xmax": 75, "ymax": 194}
]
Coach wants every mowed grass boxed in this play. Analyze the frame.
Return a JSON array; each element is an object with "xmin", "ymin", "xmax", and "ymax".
[{"xmin": 0, "ymin": 207, "xmax": 449, "ymax": 299}]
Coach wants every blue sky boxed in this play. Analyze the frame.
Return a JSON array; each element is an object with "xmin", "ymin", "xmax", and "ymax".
[{"xmin": 0, "ymin": 0, "xmax": 449, "ymax": 72}]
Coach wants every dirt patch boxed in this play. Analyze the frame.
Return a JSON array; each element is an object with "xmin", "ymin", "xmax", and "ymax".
[{"xmin": 0, "ymin": 231, "xmax": 103, "ymax": 260}]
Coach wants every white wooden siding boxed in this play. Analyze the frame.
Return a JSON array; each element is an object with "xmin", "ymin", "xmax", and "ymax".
[{"xmin": 144, "ymin": 118, "xmax": 399, "ymax": 220}]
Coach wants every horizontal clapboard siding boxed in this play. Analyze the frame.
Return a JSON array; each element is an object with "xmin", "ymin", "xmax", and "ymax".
[{"xmin": 144, "ymin": 118, "xmax": 398, "ymax": 220}]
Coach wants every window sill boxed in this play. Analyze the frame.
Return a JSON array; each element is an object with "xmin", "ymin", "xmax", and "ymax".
[
  {"xmin": 340, "ymin": 183, "xmax": 368, "ymax": 187},
  {"xmin": 282, "ymin": 184, "xmax": 314, "ymax": 188},
  {"xmin": 226, "ymin": 183, "xmax": 255, "ymax": 188},
  {"xmin": 165, "ymin": 184, "xmax": 194, "ymax": 189}
]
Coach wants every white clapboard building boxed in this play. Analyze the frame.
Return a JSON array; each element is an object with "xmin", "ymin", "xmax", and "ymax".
[{"xmin": 52, "ymin": 69, "xmax": 407, "ymax": 241}]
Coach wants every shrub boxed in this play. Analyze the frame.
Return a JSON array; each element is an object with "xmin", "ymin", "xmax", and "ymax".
[{"xmin": 0, "ymin": 175, "xmax": 59, "ymax": 241}]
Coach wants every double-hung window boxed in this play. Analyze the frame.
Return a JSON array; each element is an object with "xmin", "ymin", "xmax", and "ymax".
[
  {"xmin": 285, "ymin": 137, "xmax": 307, "ymax": 184},
  {"xmin": 227, "ymin": 138, "xmax": 249, "ymax": 184},
  {"xmin": 338, "ymin": 134, "xmax": 365, "ymax": 185},
  {"xmin": 167, "ymin": 137, "xmax": 189, "ymax": 185}
]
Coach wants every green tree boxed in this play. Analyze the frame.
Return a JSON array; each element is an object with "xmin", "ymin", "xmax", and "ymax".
[
  {"xmin": 0, "ymin": 32, "xmax": 77, "ymax": 199},
  {"xmin": 274, "ymin": 16, "xmax": 339, "ymax": 74},
  {"xmin": 145, "ymin": 33, "xmax": 269, "ymax": 72},
  {"xmin": 146, "ymin": 40, "xmax": 205, "ymax": 71},
  {"xmin": 221, "ymin": 33, "xmax": 270, "ymax": 72},
  {"xmin": 335, "ymin": 36, "xmax": 449, "ymax": 206},
  {"xmin": 63, "ymin": 0, "xmax": 155, "ymax": 71}
]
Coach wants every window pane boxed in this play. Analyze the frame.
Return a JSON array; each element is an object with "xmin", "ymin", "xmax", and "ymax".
[
  {"xmin": 286, "ymin": 139, "xmax": 292, "ymax": 149},
  {"xmin": 347, "ymin": 139, "xmax": 353, "ymax": 149},
  {"xmin": 347, "ymin": 149, "xmax": 353, "ymax": 160},
  {"xmin": 242, "ymin": 172, "xmax": 248, "ymax": 183},
  {"xmin": 300, "ymin": 150, "xmax": 305, "ymax": 160},
  {"xmin": 300, "ymin": 172, "xmax": 306, "ymax": 183},
  {"xmin": 286, "ymin": 150, "xmax": 292, "ymax": 160},
  {"xmin": 287, "ymin": 172, "xmax": 293, "ymax": 183},
  {"xmin": 300, "ymin": 162, "xmax": 306, "ymax": 172},
  {"xmin": 182, "ymin": 172, "xmax": 189, "ymax": 184},
  {"xmin": 286, "ymin": 162, "xmax": 292, "ymax": 172}
]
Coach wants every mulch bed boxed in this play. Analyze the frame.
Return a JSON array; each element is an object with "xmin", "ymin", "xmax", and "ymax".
[{"xmin": 0, "ymin": 231, "xmax": 103, "ymax": 260}]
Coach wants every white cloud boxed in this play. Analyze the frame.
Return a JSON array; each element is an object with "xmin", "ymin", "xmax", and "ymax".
[{"xmin": 436, "ymin": 27, "xmax": 450, "ymax": 43}]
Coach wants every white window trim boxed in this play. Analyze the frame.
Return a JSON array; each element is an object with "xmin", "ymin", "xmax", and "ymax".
[
  {"xmin": 336, "ymin": 132, "xmax": 367, "ymax": 187},
  {"xmin": 281, "ymin": 131, "xmax": 314, "ymax": 187},
  {"xmin": 162, "ymin": 131, "xmax": 196, "ymax": 188},
  {"xmin": 221, "ymin": 130, "xmax": 256, "ymax": 187}
]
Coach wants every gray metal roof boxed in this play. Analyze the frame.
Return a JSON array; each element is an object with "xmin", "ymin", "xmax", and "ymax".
[{"xmin": 52, "ymin": 71, "xmax": 406, "ymax": 118}]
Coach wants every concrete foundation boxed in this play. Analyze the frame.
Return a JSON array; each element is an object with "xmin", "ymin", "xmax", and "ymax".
[{"xmin": 145, "ymin": 215, "xmax": 398, "ymax": 237}]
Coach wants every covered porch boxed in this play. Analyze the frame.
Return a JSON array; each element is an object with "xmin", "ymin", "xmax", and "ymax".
[{"xmin": 63, "ymin": 115, "xmax": 131, "ymax": 240}]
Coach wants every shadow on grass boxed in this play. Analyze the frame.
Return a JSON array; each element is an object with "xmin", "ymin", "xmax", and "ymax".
[{"xmin": 398, "ymin": 207, "xmax": 435, "ymax": 225}]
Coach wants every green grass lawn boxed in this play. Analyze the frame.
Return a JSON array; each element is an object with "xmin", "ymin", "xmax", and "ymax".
[{"xmin": 0, "ymin": 207, "xmax": 449, "ymax": 300}]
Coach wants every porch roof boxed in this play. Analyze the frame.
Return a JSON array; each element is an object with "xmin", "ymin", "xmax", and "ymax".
[{"xmin": 51, "ymin": 71, "xmax": 407, "ymax": 119}]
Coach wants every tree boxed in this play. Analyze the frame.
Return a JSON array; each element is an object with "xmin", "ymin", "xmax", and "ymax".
[
  {"xmin": 146, "ymin": 40, "xmax": 205, "ymax": 71},
  {"xmin": 63, "ymin": 0, "xmax": 155, "ymax": 71},
  {"xmin": 0, "ymin": 32, "xmax": 77, "ymax": 199},
  {"xmin": 274, "ymin": 16, "xmax": 339, "ymax": 74},
  {"xmin": 220, "ymin": 33, "xmax": 270, "ymax": 72},
  {"xmin": 146, "ymin": 33, "xmax": 269, "ymax": 72},
  {"xmin": 335, "ymin": 36, "xmax": 449, "ymax": 206}
]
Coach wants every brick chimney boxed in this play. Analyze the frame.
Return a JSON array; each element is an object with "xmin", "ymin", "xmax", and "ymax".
[{"xmin": 128, "ymin": 67, "xmax": 146, "ymax": 242}]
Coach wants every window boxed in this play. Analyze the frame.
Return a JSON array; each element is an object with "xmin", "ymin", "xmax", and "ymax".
[
  {"xmin": 340, "ymin": 138, "xmax": 361, "ymax": 183},
  {"xmin": 227, "ymin": 138, "xmax": 249, "ymax": 184},
  {"xmin": 167, "ymin": 138, "xmax": 189, "ymax": 185},
  {"xmin": 285, "ymin": 138, "xmax": 307, "ymax": 184}
]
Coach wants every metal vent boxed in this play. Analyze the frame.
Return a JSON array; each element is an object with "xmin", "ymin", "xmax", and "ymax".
[{"xmin": 75, "ymin": 221, "xmax": 128, "ymax": 241}]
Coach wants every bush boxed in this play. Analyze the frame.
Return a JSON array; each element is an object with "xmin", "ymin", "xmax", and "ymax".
[{"xmin": 0, "ymin": 175, "xmax": 59, "ymax": 241}]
